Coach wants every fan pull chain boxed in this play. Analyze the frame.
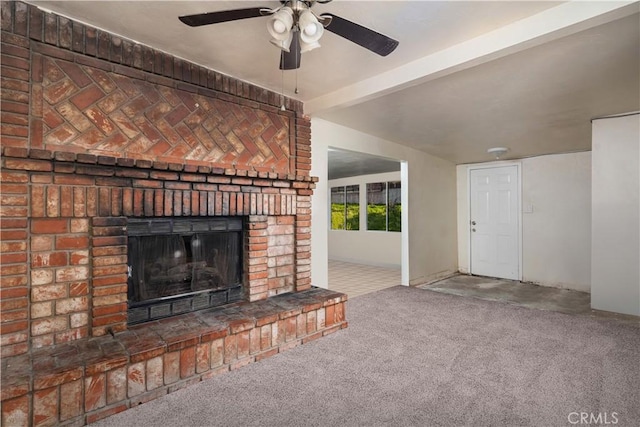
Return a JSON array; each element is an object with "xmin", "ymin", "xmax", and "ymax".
[
  {"xmin": 280, "ymin": 57, "xmax": 286, "ymax": 111},
  {"xmin": 295, "ymin": 41, "xmax": 300, "ymax": 94}
]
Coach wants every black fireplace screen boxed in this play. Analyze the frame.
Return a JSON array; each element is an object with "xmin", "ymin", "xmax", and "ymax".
[{"xmin": 127, "ymin": 217, "xmax": 243, "ymax": 324}]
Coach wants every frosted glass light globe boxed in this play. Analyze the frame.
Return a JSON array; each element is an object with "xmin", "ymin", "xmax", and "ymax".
[
  {"xmin": 273, "ymin": 20, "xmax": 286, "ymax": 33},
  {"xmin": 304, "ymin": 24, "xmax": 317, "ymax": 36}
]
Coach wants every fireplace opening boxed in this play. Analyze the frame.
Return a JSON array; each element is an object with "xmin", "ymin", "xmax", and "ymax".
[{"xmin": 126, "ymin": 217, "xmax": 244, "ymax": 324}]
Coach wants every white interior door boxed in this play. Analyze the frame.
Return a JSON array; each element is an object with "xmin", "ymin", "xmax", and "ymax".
[{"xmin": 470, "ymin": 166, "xmax": 519, "ymax": 280}]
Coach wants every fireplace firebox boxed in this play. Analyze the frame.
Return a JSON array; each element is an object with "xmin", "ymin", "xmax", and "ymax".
[{"xmin": 127, "ymin": 217, "xmax": 244, "ymax": 324}]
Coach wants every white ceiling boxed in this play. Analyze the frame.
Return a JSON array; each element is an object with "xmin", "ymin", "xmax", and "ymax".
[{"xmin": 29, "ymin": 1, "xmax": 640, "ymax": 165}]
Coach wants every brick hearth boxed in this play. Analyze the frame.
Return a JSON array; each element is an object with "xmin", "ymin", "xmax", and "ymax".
[
  {"xmin": 0, "ymin": 2, "xmax": 346, "ymax": 425},
  {"xmin": 2, "ymin": 287, "xmax": 347, "ymax": 425}
]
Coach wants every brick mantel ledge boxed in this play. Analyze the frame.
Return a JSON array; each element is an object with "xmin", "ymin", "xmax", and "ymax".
[
  {"xmin": 1, "ymin": 288, "xmax": 347, "ymax": 426},
  {"xmin": 0, "ymin": 147, "xmax": 319, "ymax": 184}
]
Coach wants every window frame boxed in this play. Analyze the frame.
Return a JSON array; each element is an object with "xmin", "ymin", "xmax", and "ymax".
[
  {"xmin": 330, "ymin": 185, "xmax": 360, "ymax": 231},
  {"xmin": 366, "ymin": 180, "xmax": 401, "ymax": 233}
]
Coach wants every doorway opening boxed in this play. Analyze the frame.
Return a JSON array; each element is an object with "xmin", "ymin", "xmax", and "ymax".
[{"xmin": 326, "ymin": 147, "xmax": 408, "ymax": 297}]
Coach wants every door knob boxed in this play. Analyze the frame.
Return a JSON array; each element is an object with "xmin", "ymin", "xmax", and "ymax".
[
  {"xmin": 471, "ymin": 221, "xmax": 476, "ymax": 225},
  {"xmin": 472, "ymin": 228, "xmax": 476, "ymax": 232}
]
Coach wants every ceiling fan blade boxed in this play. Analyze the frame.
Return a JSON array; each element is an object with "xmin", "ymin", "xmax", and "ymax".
[
  {"xmin": 320, "ymin": 13, "xmax": 399, "ymax": 56},
  {"xmin": 179, "ymin": 7, "xmax": 267, "ymax": 27},
  {"xmin": 280, "ymin": 35, "xmax": 301, "ymax": 70}
]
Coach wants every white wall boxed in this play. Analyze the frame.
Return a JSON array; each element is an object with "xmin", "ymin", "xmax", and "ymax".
[
  {"xmin": 591, "ymin": 114, "xmax": 640, "ymax": 316},
  {"xmin": 328, "ymin": 172, "xmax": 402, "ymax": 268},
  {"xmin": 457, "ymin": 152, "xmax": 592, "ymax": 292},
  {"xmin": 311, "ymin": 119, "xmax": 458, "ymax": 289}
]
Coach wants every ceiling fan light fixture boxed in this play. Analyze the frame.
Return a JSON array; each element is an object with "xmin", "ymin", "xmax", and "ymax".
[
  {"xmin": 267, "ymin": 7, "xmax": 294, "ymax": 41},
  {"xmin": 298, "ymin": 10, "xmax": 323, "ymax": 44},
  {"xmin": 179, "ymin": 2, "xmax": 400, "ymax": 71},
  {"xmin": 299, "ymin": 38, "xmax": 321, "ymax": 53},
  {"xmin": 270, "ymin": 31, "xmax": 294, "ymax": 52}
]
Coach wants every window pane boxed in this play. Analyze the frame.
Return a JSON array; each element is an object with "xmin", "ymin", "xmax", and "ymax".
[
  {"xmin": 345, "ymin": 185, "xmax": 359, "ymax": 230},
  {"xmin": 331, "ymin": 187, "xmax": 345, "ymax": 230},
  {"xmin": 388, "ymin": 181, "xmax": 402, "ymax": 232},
  {"xmin": 367, "ymin": 182, "xmax": 387, "ymax": 231}
]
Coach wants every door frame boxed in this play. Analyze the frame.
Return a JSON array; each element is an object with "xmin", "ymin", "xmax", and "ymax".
[{"xmin": 466, "ymin": 161, "xmax": 522, "ymax": 281}]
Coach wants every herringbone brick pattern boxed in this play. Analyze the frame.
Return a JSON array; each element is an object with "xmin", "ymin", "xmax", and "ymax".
[{"xmin": 32, "ymin": 54, "xmax": 292, "ymax": 172}]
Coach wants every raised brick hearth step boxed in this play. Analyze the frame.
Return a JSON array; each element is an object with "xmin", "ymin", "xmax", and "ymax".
[{"xmin": 1, "ymin": 288, "xmax": 347, "ymax": 426}]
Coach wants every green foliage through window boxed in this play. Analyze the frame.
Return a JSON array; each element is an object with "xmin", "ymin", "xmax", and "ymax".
[
  {"xmin": 367, "ymin": 182, "xmax": 386, "ymax": 231},
  {"xmin": 331, "ymin": 186, "xmax": 359, "ymax": 230},
  {"xmin": 367, "ymin": 181, "xmax": 401, "ymax": 232},
  {"xmin": 331, "ymin": 181, "xmax": 401, "ymax": 232},
  {"xmin": 388, "ymin": 181, "xmax": 401, "ymax": 232}
]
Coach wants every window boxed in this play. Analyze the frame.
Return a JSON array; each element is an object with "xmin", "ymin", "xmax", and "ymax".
[
  {"xmin": 330, "ymin": 187, "xmax": 345, "ymax": 230},
  {"xmin": 331, "ymin": 185, "xmax": 359, "ymax": 230},
  {"xmin": 388, "ymin": 181, "xmax": 402, "ymax": 232},
  {"xmin": 367, "ymin": 181, "xmax": 401, "ymax": 232},
  {"xmin": 366, "ymin": 182, "xmax": 386, "ymax": 231}
]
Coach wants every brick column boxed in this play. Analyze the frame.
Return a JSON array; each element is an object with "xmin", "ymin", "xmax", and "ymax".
[
  {"xmin": 0, "ymin": 3, "xmax": 32, "ymax": 358},
  {"xmin": 267, "ymin": 216, "xmax": 295, "ymax": 296},
  {"xmin": 295, "ymin": 195, "xmax": 312, "ymax": 291},
  {"xmin": 0, "ymin": 170, "xmax": 30, "ymax": 357},
  {"xmin": 90, "ymin": 217, "xmax": 128, "ymax": 336},
  {"xmin": 294, "ymin": 114, "xmax": 311, "ymax": 177},
  {"xmin": 28, "ymin": 216, "xmax": 91, "ymax": 348},
  {"xmin": 245, "ymin": 216, "xmax": 269, "ymax": 301}
]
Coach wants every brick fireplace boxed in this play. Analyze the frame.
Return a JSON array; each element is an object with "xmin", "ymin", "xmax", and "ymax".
[{"xmin": 0, "ymin": 3, "xmax": 347, "ymax": 426}]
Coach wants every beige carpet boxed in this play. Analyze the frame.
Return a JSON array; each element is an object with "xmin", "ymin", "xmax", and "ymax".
[{"xmin": 91, "ymin": 286, "xmax": 640, "ymax": 427}]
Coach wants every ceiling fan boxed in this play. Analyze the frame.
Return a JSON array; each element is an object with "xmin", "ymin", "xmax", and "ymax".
[{"xmin": 178, "ymin": 0, "xmax": 399, "ymax": 70}]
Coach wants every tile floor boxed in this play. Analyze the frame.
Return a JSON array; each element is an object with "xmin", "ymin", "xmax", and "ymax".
[
  {"xmin": 328, "ymin": 259, "xmax": 401, "ymax": 298},
  {"xmin": 327, "ymin": 264, "xmax": 639, "ymax": 327}
]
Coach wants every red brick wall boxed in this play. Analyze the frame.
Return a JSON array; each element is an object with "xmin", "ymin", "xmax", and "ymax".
[
  {"xmin": 29, "ymin": 217, "xmax": 91, "ymax": 348},
  {"xmin": 0, "ymin": 1, "xmax": 316, "ymax": 358},
  {"xmin": 31, "ymin": 46, "xmax": 295, "ymax": 173},
  {"xmin": 0, "ymin": 1, "xmax": 309, "ymax": 166}
]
